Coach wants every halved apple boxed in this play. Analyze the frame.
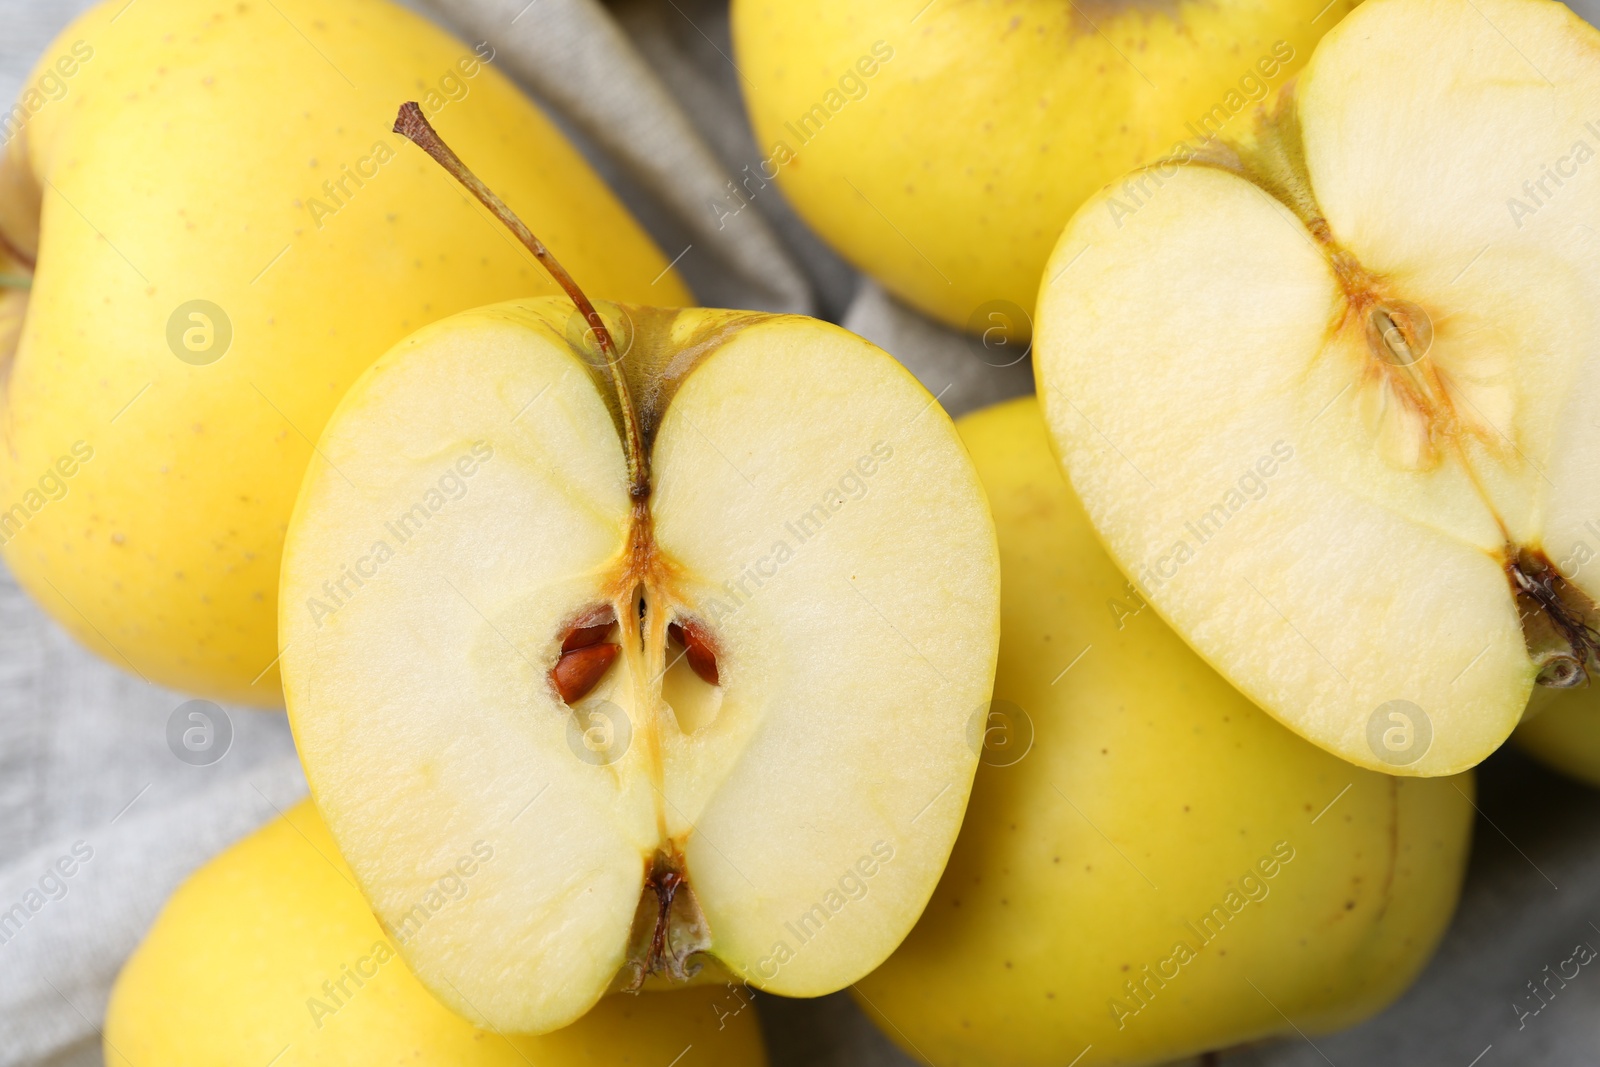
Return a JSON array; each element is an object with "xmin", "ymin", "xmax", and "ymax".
[
  {"xmin": 280, "ymin": 108, "xmax": 999, "ymax": 1035},
  {"xmin": 1036, "ymin": 0, "xmax": 1600, "ymax": 776}
]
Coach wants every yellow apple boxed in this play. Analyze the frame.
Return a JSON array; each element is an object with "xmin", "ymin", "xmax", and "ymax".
[
  {"xmin": 275, "ymin": 105, "xmax": 998, "ymax": 1035},
  {"xmin": 1515, "ymin": 687, "xmax": 1600, "ymax": 787},
  {"xmin": 0, "ymin": 0, "xmax": 688, "ymax": 706},
  {"xmin": 851, "ymin": 398, "xmax": 1474, "ymax": 1067},
  {"xmin": 105, "ymin": 800, "xmax": 769, "ymax": 1065},
  {"xmin": 729, "ymin": 0, "xmax": 1354, "ymax": 335}
]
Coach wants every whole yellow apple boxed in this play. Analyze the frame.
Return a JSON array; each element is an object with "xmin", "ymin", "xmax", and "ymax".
[
  {"xmin": 852, "ymin": 398, "xmax": 1474, "ymax": 1067},
  {"xmin": 730, "ymin": 0, "xmax": 1354, "ymax": 335},
  {"xmin": 0, "ymin": 0, "xmax": 688, "ymax": 705},
  {"xmin": 105, "ymin": 800, "xmax": 770, "ymax": 1065}
]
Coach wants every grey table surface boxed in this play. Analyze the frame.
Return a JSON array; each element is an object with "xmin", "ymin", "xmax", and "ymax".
[{"xmin": 5, "ymin": 1, "xmax": 1600, "ymax": 1065}]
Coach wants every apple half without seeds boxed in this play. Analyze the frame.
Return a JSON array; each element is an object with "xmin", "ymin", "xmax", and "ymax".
[
  {"xmin": 1035, "ymin": 0, "xmax": 1600, "ymax": 777},
  {"xmin": 280, "ymin": 104, "xmax": 999, "ymax": 1034}
]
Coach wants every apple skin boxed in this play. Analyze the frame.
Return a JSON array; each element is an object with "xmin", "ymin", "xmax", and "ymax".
[
  {"xmin": 852, "ymin": 398, "xmax": 1474, "ymax": 1067},
  {"xmin": 730, "ymin": 0, "xmax": 1354, "ymax": 336},
  {"xmin": 104, "ymin": 800, "xmax": 769, "ymax": 1065},
  {"xmin": 1515, "ymin": 689, "xmax": 1600, "ymax": 787},
  {"xmin": 0, "ymin": 0, "xmax": 689, "ymax": 706}
]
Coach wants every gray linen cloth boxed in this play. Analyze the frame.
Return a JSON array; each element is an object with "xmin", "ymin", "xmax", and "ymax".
[{"xmin": 1, "ymin": 1, "xmax": 1598, "ymax": 1064}]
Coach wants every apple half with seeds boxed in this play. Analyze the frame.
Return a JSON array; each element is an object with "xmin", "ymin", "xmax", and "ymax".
[
  {"xmin": 1036, "ymin": 0, "xmax": 1600, "ymax": 776},
  {"xmin": 280, "ymin": 105, "xmax": 999, "ymax": 1034}
]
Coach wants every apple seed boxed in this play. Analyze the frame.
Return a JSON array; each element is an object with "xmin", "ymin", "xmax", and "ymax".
[
  {"xmin": 1366, "ymin": 301, "xmax": 1432, "ymax": 367},
  {"xmin": 563, "ymin": 619, "xmax": 616, "ymax": 653},
  {"xmin": 551, "ymin": 643, "xmax": 620, "ymax": 705},
  {"xmin": 669, "ymin": 620, "xmax": 720, "ymax": 686}
]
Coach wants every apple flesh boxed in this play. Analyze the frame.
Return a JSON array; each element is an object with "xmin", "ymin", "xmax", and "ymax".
[
  {"xmin": 106, "ymin": 800, "xmax": 771, "ymax": 1067},
  {"xmin": 281, "ymin": 290, "xmax": 1000, "ymax": 1033},
  {"xmin": 853, "ymin": 398, "xmax": 1474, "ymax": 1067},
  {"xmin": 1035, "ymin": 0, "xmax": 1600, "ymax": 775}
]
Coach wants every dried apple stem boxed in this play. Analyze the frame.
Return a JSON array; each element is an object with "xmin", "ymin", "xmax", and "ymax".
[{"xmin": 392, "ymin": 102, "xmax": 650, "ymax": 500}]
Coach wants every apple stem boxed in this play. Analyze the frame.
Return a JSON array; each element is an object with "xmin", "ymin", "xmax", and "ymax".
[
  {"xmin": 0, "ymin": 274, "xmax": 31, "ymax": 291},
  {"xmin": 391, "ymin": 102, "xmax": 650, "ymax": 501}
]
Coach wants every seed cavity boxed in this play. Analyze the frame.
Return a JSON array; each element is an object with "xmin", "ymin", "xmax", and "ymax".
[
  {"xmin": 1367, "ymin": 301, "xmax": 1433, "ymax": 367},
  {"xmin": 669, "ymin": 620, "xmax": 720, "ymax": 686},
  {"xmin": 551, "ymin": 609, "xmax": 619, "ymax": 704}
]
